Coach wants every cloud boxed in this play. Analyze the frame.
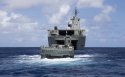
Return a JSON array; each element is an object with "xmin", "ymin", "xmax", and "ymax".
[
  {"xmin": 0, "ymin": 10, "xmax": 43, "ymax": 46},
  {"xmin": 102, "ymin": 5, "xmax": 114, "ymax": 14},
  {"xmin": 76, "ymin": 0, "xmax": 115, "ymax": 47},
  {"xmin": 94, "ymin": 12, "xmax": 110, "ymax": 23},
  {"xmin": 3, "ymin": 0, "xmax": 51, "ymax": 9},
  {"xmin": 0, "ymin": 10, "xmax": 10, "ymax": 27},
  {"xmin": 0, "ymin": 10, "xmax": 37, "ymax": 32},
  {"xmin": 2, "ymin": 0, "xmax": 114, "ymax": 26},
  {"xmin": 49, "ymin": 4, "xmax": 70, "ymax": 24},
  {"xmin": 94, "ymin": 5, "xmax": 114, "ymax": 23},
  {"xmin": 76, "ymin": 0, "xmax": 114, "ymax": 24},
  {"xmin": 3, "ymin": 0, "xmax": 72, "ymax": 24},
  {"xmin": 77, "ymin": 0, "xmax": 104, "ymax": 8},
  {"xmin": 3, "ymin": 0, "xmax": 72, "ymax": 10}
]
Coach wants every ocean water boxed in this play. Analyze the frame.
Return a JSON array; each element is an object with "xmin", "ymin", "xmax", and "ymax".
[{"xmin": 0, "ymin": 47, "xmax": 125, "ymax": 77}]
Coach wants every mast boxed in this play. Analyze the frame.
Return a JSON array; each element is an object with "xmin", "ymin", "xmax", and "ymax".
[
  {"xmin": 68, "ymin": 8, "xmax": 80, "ymax": 29},
  {"xmin": 75, "ymin": 7, "xmax": 78, "ymax": 17}
]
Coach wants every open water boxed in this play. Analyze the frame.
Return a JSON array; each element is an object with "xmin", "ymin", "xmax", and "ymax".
[{"xmin": 0, "ymin": 47, "xmax": 125, "ymax": 77}]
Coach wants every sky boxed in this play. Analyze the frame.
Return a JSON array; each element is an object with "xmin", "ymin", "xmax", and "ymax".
[{"xmin": 0, "ymin": 0, "xmax": 125, "ymax": 47}]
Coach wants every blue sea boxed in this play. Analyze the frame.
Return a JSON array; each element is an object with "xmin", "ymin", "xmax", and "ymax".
[{"xmin": 0, "ymin": 47, "xmax": 125, "ymax": 77}]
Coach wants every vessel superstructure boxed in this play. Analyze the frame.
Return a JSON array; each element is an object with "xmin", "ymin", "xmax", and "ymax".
[{"xmin": 48, "ymin": 9, "xmax": 86, "ymax": 50}]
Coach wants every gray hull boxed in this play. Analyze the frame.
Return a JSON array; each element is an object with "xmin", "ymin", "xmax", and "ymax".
[{"xmin": 41, "ymin": 47, "xmax": 74, "ymax": 58}]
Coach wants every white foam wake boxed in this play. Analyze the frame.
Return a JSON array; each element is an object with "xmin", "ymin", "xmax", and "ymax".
[
  {"xmin": 74, "ymin": 54, "xmax": 94, "ymax": 58},
  {"xmin": 14, "ymin": 54, "xmax": 94, "ymax": 65}
]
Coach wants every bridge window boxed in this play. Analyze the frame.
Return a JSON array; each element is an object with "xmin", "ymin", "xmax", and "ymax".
[
  {"xmin": 67, "ymin": 30, "xmax": 74, "ymax": 35},
  {"xmin": 59, "ymin": 30, "xmax": 66, "ymax": 36}
]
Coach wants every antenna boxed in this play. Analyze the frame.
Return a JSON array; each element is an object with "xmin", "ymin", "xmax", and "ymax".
[{"xmin": 75, "ymin": 7, "xmax": 78, "ymax": 16}]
